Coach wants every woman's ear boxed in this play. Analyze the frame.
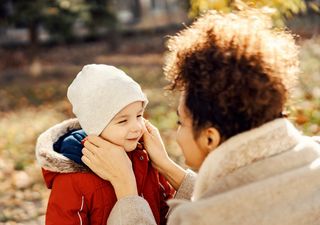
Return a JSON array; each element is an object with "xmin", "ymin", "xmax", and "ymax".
[{"xmin": 198, "ymin": 127, "xmax": 220, "ymax": 154}]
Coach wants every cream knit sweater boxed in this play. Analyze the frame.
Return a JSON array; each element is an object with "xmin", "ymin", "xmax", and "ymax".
[{"xmin": 107, "ymin": 118, "xmax": 320, "ymax": 225}]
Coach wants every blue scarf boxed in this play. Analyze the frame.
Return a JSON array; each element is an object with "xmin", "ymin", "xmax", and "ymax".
[{"xmin": 53, "ymin": 129, "xmax": 87, "ymax": 166}]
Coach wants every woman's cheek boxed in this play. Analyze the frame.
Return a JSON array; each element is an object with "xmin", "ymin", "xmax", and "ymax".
[{"xmin": 176, "ymin": 128, "xmax": 183, "ymax": 148}]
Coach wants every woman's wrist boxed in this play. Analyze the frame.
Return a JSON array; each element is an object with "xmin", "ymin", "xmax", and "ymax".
[
  {"xmin": 154, "ymin": 156, "xmax": 173, "ymax": 174},
  {"xmin": 112, "ymin": 173, "xmax": 138, "ymax": 199},
  {"xmin": 157, "ymin": 158, "xmax": 187, "ymax": 190}
]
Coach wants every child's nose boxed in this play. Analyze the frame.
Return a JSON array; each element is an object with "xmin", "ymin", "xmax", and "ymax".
[{"xmin": 130, "ymin": 120, "xmax": 143, "ymax": 132}]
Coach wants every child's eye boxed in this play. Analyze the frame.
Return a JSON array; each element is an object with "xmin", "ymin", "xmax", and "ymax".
[
  {"xmin": 177, "ymin": 120, "xmax": 182, "ymax": 125},
  {"xmin": 137, "ymin": 115, "xmax": 142, "ymax": 118},
  {"xmin": 118, "ymin": 120, "xmax": 127, "ymax": 124}
]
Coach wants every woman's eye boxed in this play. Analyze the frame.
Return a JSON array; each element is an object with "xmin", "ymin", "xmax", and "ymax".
[
  {"xmin": 137, "ymin": 115, "xmax": 142, "ymax": 118},
  {"xmin": 177, "ymin": 120, "xmax": 182, "ymax": 125},
  {"xmin": 118, "ymin": 120, "xmax": 127, "ymax": 124}
]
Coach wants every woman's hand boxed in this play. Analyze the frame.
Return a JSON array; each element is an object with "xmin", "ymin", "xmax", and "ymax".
[
  {"xmin": 81, "ymin": 135, "xmax": 138, "ymax": 199},
  {"xmin": 143, "ymin": 120, "xmax": 186, "ymax": 190},
  {"xmin": 142, "ymin": 119, "xmax": 171, "ymax": 172}
]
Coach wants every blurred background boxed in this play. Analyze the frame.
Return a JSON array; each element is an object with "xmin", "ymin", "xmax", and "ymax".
[{"xmin": 0, "ymin": 0, "xmax": 319, "ymax": 224}]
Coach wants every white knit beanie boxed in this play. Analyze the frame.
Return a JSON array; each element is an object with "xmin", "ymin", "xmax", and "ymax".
[{"xmin": 67, "ymin": 64, "xmax": 148, "ymax": 135}]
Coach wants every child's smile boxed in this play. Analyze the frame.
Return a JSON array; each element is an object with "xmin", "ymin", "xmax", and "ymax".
[{"xmin": 100, "ymin": 101, "xmax": 145, "ymax": 152}]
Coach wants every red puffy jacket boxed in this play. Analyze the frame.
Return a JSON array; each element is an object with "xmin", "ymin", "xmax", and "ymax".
[
  {"xmin": 36, "ymin": 119, "xmax": 175, "ymax": 225},
  {"xmin": 43, "ymin": 148, "xmax": 174, "ymax": 225}
]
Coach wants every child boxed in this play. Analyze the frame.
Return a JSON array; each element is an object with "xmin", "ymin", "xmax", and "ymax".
[{"xmin": 36, "ymin": 64, "xmax": 174, "ymax": 225}]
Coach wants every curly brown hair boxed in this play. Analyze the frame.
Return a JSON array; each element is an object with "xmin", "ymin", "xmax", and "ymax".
[{"xmin": 164, "ymin": 9, "xmax": 299, "ymax": 141}]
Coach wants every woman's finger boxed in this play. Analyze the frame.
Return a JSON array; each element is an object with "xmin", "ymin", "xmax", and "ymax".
[
  {"xmin": 144, "ymin": 119, "xmax": 152, "ymax": 132},
  {"xmin": 144, "ymin": 119, "xmax": 157, "ymax": 134},
  {"xmin": 83, "ymin": 139, "xmax": 99, "ymax": 153},
  {"xmin": 142, "ymin": 119, "xmax": 148, "ymax": 133},
  {"xmin": 81, "ymin": 155, "xmax": 93, "ymax": 167},
  {"xmin": 86, "ymin": 135, "xmax": 105, "ymax": 147},
  {"xmin": 82, "ymin": 147, "xmax": 95, "ymax": 159}
]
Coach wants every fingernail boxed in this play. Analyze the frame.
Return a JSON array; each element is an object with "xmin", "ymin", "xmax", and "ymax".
[{"xmin": 81, "ymin": 137, "xmax": 88, "ymax": 145}]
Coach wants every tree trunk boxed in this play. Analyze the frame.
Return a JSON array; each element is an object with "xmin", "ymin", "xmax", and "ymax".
[
  {"xmin": 28, "ymin": 21, "xmax": 39, "ymax": 48},
  {"xmin": 151, "ymin": 0, "xmax": 156, "ymax": 9},
  {"xmin": 107, "ymin": 26, "xmax": 121, "ymax": 52},
  {"xmin": 28, "ymin": 21, "xmax": 42, "ymax": 77},
  {"xmin": 131, "ymin": 0, "xmax": 142, "ymax": 22}
]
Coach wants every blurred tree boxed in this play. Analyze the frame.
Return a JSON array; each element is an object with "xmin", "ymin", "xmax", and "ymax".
[
  {"xmin": 83, "ymin": 0, "xmax": 118, "ymax": 50},
  {"xmin": 84, "ymin": 0, "xmax": 116, "ymax": 35},
  {"xmin": 189, "ymin": 0, "xmax": 308, "ymax": 26},
  {"xmin": 43, "ymin": 0, "xmax": 84, "ymax": 43},
  {"xmin": 5, "ymin": 0, "xmax": 117, "ymax": 77},
  {"xmin": 6, "ymin": 0, "xmax": 116, "ymax": 45},
  {"xmin": 7, "ymin": 0, "xmax": 47, "ymax": 47},
  {"xmin": 0, "ymin": 1, "xmax": 10, "ymax": 27}
]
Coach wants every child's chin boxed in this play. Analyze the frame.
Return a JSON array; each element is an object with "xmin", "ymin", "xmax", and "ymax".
[{"xmin": 124, "ymin": 143, "xmax": 138, "ymax": 152}]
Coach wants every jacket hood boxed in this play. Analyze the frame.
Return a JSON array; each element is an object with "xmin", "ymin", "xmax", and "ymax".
[{"xmin": 35, "ymin": 118, "xmax": 89, "ymax": 187}]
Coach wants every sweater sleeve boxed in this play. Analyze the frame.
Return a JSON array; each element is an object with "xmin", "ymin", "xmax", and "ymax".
[
  {"xmin": 174, "ymin": 169, "xmax": 197, "ymax": 200},
  {"xmin": 46, "ymin": 174, "xmax": 89, "ymax": 225},
  {"xmin": 106, "ymin": 170, "xmax": 197, "ymax": 225},
  {"xmin": 107, "ymin": 196, "xmax": 157, "ymax": 225}
]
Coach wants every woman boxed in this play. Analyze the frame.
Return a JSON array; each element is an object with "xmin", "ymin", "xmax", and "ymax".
[{"xmin": 81, "ymin": 9, "xmax": 320, "ymax": 225}]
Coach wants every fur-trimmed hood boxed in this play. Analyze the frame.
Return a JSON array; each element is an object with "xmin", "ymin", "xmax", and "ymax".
[{"xmin": 35, "ymin": 118, "xmax": 88, "ymax": 173}]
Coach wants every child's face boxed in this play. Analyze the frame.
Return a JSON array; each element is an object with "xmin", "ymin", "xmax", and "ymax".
[{"xmin": 100, "ymin": 101, "xmax": 145, "ymax": 152}]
